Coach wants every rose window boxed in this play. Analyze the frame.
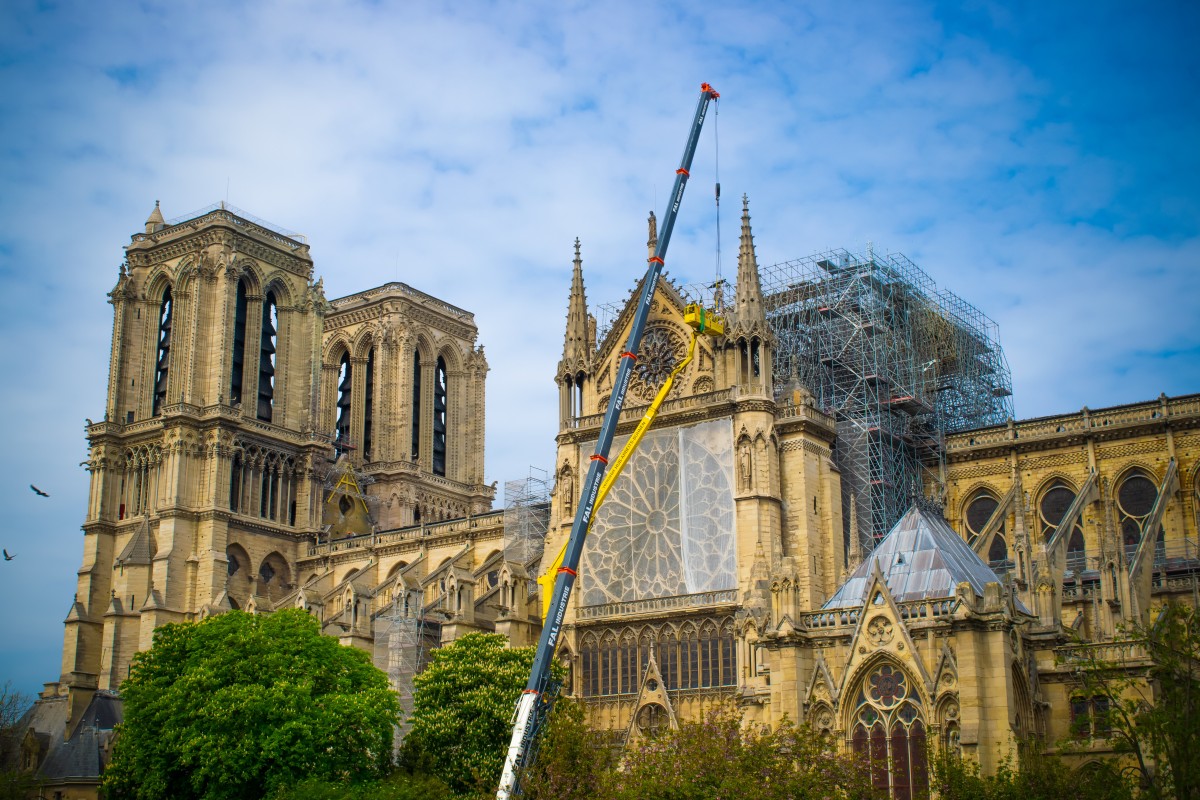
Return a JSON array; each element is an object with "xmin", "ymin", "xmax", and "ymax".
[
  {"xmin": 629, "ymin": 326, "xmax": 687, "ymax": 402},
  {"xmin": 580, "ymin": 419, "xmax": 736, "ymax": 606}
]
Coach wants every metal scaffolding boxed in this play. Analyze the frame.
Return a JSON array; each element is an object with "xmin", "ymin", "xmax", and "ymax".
[
  {"xmin": 372, "ymin": 590, "xmax": 433, "ymax": 741},
  {"xmin": 759, "ymin": 247, "xmax": 1013, "ymax": 557},
  {"xmin": 503, "ymin": 469, "xmax": 552, "ymax": 570}
]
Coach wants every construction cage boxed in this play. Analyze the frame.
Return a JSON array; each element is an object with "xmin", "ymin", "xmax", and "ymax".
[
  {"xmin": 758, "ymin": 247, "xmax": 1013, "ymax": 558},
  {"xmin": 503, "ymin": 470, "xmax": 551, "ymax": 570},
  {"xmin": 372, "ymin": 591, "xmax": 438, "ymax": 741}
]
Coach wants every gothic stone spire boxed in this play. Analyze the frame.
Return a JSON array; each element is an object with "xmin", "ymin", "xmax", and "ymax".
[
  {"xmin": 560, "ymin": 238, "xmax": 592, "ymax": 376},
  {"xmin": 731, "ymin": 195, "xmax": 768, "ymax": 337}
]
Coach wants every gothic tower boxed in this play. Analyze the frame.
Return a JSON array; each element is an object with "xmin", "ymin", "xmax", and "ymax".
[
  {"xmin": 62, "ymin": 203, "xmax": 328, "ymax": 728},
  {"xmin": 321, "ymin": 283, "xmax": 492, "ymax": 530}
]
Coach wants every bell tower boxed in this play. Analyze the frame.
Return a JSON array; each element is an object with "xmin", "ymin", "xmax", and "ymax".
[{"xmin": 60, "ymin": 203, "xmax": 327, "ymax": 725}]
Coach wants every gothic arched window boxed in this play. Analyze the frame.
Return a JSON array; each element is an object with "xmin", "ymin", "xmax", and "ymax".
[
  {"xmin": 964, "ymin": 490, "xmax": 1010, "ymax": 571},
  {"xmin": 363, "ymin": 347, "xmax": 375, "ymax": 460},
  {"xmin": 1039, "ymin": 481, "xmax": 1086, "ymax": 569},
  {"xmin": 411, "ymin": 350, "xmax": 422, "ymax": 462},
  {"xmin": 230, "ymin": 279, "xmax": 248, "ymax": 406},
  {"xmin": 257, "ymin": 291, "xmax": 278, "ymax": 422},
  {"xmin": 335, "ymin": 352, "xmax": 351, "ymax": 446},
  {"xmin": 850, "ymin": 663, "xmax": 928, "ymax": 800},
  {"xmin": 580, "ymin": 634, "xmax": 599, "ymax": 697},
  {"xmin": 658, "ymin": 628, "xmax": 678, "ymax": 690},
  {"xmin": 433, "ymin": 356, "xmax": 448, "ymax": 476},
  {"xmin": 680, "ymin": 625, "xmax": 699, "ymax": 689},
  {"xmin": 152, "ymin": 287, "xmax": 173, "ymax": 416},
  {"xmin": 229, "ymin": 452, "xmax": 243, "ymax": 512},
  {"xmin": 1117, "ymin": 471, "xmax": 1159, "ymax": 561},
  {"xmin": 619, "ymin": 631, "xmax": 638, "ymax": 694}
]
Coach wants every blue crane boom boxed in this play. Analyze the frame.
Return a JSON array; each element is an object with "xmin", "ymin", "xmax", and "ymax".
[{"xmin": 496, "ymin": 82, "xmax": 720, "ymax": 800}]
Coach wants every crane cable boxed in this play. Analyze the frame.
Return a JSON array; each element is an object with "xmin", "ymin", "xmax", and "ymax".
[{"xmin": 713, "ymin": 101, "xmax": 723, "ymax": 311}]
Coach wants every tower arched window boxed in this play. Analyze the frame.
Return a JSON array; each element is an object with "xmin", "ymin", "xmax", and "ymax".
[
  {"xmin": 433, "ymin": 356, "xmax": 448, "ymax": 476},
  {"xmin": 335, "ymin": 352, "xmax": 351, "ymax": 446},
  {"xmin": 363, "ymin": 347, "xmax": 375, "ymax": 460},
  {"xmin": 230, "ymin": 279, "xmax": 248, "ymax": 406},
  {"xmin": 750, "ymin": 337, "xmax": 761, "ymax": 377},
  {"xmin": 411, "ymin": 350, "xmax": 422, "ymax": 461},
  {"xmin": 257, "ymin": 291, "xmax": 278, "ymax": 422},
  {"xmin": 152, "ymin": 288, "xmax": 173, "ymax": 416},
  {"xmin": 1117, "ymin": 471, "xmax": 1159, "ymax": 562},
  {"xmin": 574, "ymin": 371, "xmax": 585, "ymax": 420},
  {"xmin": 229, "ymin": 452, "xmax": 243, "ymax": 512}
]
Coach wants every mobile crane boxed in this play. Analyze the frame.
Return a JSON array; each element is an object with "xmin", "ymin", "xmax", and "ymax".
[{"xmin": 496, "ymin": 82, "xmax": 720, "ymax": 800}]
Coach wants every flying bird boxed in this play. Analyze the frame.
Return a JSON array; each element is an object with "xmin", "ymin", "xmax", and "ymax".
[
  {"xmin": 30, "ymin": 485, "xmax": 49, "ymax": 497},
  {"xmin": 2, "ymin": 549, "xmax": 13, "ymax": 561}
]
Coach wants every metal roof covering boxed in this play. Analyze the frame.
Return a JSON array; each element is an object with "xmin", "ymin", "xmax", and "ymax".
[{"xmin": 823, "ymin": 504, "xmax": 1004, "ymax": 610}]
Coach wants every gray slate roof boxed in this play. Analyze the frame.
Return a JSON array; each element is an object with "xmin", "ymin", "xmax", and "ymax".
[{"xmin": 823, "ymin": 505, "xmax": 1005, "ymax": 610}]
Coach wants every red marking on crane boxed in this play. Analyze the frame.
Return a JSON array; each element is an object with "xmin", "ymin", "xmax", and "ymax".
[
  {"xmin": 590, "ymin": 454, "xmax": 608, "ymax": 464},
  {"xmin": 557, "ymin": 566, "xmax": 577, "ymax": 577},
  {"xmin": 676, "ymin": 168, "xmax": 690, "ymax": 177},
  {"xmin": 649, "ymin": 256, "xmax": 664, "ymax": 265},
  {"xmin": 620, "ymin": 351, "xmax": 637, "ymax": 361},
  {"xmin": 523, "ymin": 689, "xmax": 540, "ymax": 695},
  {"xmin": 701, "ymin": 82, "xmax": 720, "ymax": 99}
]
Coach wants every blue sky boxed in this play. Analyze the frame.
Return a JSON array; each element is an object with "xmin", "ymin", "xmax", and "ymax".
[{"xmin": 0, "ymin": 0, "xmax": 1197, "ymax": 698}]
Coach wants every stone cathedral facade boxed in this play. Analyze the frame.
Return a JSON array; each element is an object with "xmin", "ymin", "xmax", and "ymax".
[{"xmin": 18, "ymin": 202, "xmax": 1200, "ymax": 800}]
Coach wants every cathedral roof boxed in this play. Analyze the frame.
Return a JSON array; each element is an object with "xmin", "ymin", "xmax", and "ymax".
[
  {"xmin": 823, "ymin": 504, "xmax": 1004, "ymax": 609},
  {"xmin": 115, "ymin": 519, "xmax": 154, "ymax": 566}
]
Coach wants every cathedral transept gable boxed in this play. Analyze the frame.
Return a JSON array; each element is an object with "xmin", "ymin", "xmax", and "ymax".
[{"xmin": 838, "ymin": 566, "xmax": 935, "ymax": 703}]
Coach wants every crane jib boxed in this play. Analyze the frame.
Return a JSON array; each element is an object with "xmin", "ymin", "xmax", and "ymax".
[{"xmin": 496, "ymin": 83, "xmax": 718, "ymax": 800}]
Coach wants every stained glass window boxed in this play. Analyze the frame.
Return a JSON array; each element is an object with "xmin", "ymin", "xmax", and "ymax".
[
  {"xmin": 851, "ymin": 663, "xmax": 928, "ymax": 800},
  {"xmin": 1039, "ymin": 481, "xmax": 1086, "ymax": 568},
  {"xmin": 1117, "ymin": 472, "xmax": 1159, "ymax": 559}
]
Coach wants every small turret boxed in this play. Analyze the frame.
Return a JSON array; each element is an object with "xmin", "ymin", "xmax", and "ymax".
[{"xmin": 144, "ymin": 201, "xmax": 165, "ymax": 234}]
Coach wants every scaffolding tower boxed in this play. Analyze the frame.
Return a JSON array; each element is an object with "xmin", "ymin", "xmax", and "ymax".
[
  {"xmin": 372, "ymin": 589, "xmax": 434, "ymax": 741},
  {"xmin": 503, "ymin": 469, "xmax": 552, "ymax": 570},
  {"xmin": 759, "ymin": 247, "xmax": 1013, "ymax": 557}
]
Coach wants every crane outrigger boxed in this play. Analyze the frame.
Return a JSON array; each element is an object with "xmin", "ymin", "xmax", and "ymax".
[{"xmin": 496, "ymin": 82, "xmax": 721, "ymax": 800}]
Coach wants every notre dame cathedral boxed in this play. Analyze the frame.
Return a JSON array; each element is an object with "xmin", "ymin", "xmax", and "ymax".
[{"xmin": 17, "ymin": 202, "xmax": 1199, "ymax": 800}]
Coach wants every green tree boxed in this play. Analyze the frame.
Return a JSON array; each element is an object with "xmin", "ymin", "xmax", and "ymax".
[
  {"xmin": 1067, "ymin": 603, "xmax": 1200, "ymax": 800},
  {"xmin": 608, "ymin": 708, "xmax": 876, "ymax": 800},
  {"xmin": 269, "ymin": 770, "xmax": 452, "ymax": 800},
  {"xmin": 1, "ymin": 681, "xmax": 38, "ymax": 800},
  {"xmin": 929, "ymin": 746, "xmax": 1134, "ymax": 800},
  {"xmin": 101, "ymin": 609, "xmax": 400, "ymax": 800},
  {"xmin": 401, "ymin": 633, "xmax": 561, "ymax": 797},
  {"xmin": 520, "ymin": 698, "xmax": 614, "ymax": 800}
]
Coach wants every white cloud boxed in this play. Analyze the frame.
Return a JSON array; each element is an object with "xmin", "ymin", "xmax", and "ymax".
[{"xmin": 0, "ymin": 0, "xmax": 1196, "ymax": 695}]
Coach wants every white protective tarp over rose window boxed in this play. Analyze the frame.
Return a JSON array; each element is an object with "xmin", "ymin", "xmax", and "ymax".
[{"xmin": 579, "ymin": 418, "xmax": 736, "ymax": 606}]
